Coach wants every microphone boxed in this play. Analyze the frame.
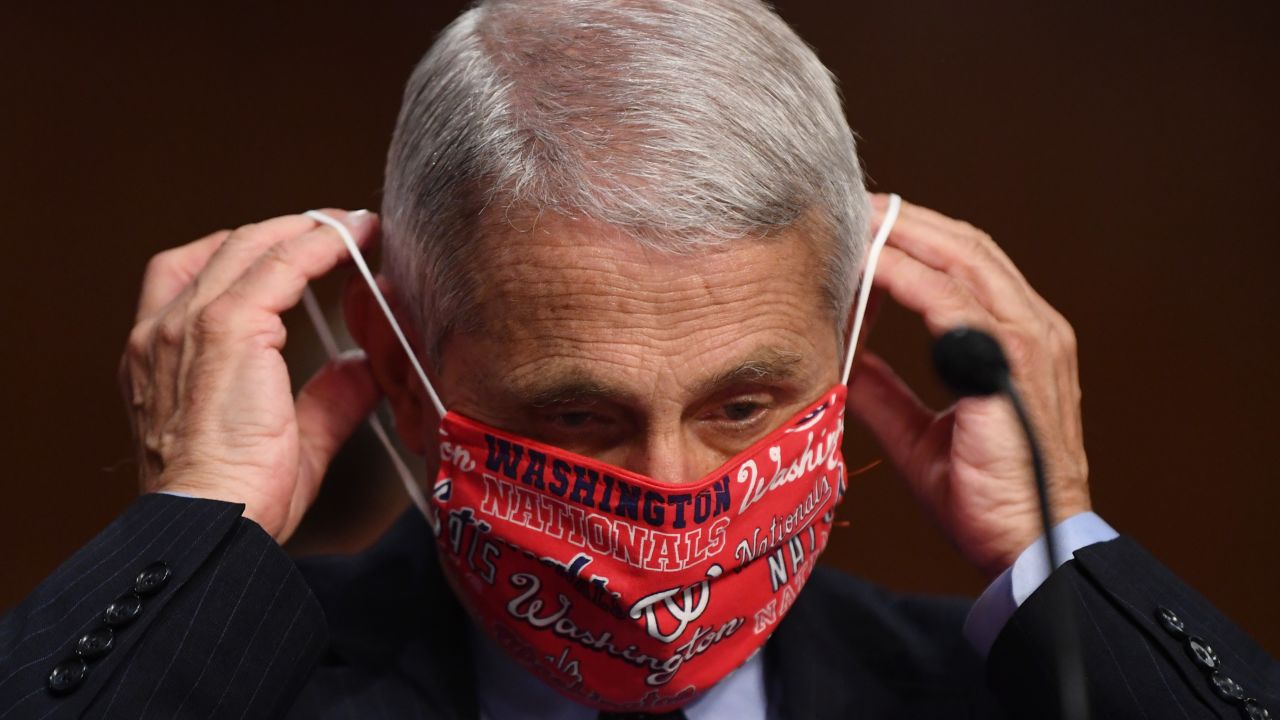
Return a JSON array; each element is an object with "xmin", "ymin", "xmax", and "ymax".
[
  {"xmin": 931, "ymin": 326, "xmax": 1009, "ymax": 398},
  {"xmin": 932, "ymin": 327, "xmax": 1089, "ymax": 720}
]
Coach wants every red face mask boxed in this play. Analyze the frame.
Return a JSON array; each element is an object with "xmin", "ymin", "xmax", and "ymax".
[
  {"xmin": 301, "ymin": 193, "xmax": 901, "ymax": 714},
  {"xmin": 431, "ymin": 386, "xmax": 847, "ymax": 712}
]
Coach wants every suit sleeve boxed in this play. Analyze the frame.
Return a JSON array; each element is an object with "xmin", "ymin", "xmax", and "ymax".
[
  {"xmin": 0, "ymin": 493, "xmax": 327, "ymax": 719},
  {"xmin": 987, "ymin": 535, "xmax": 1279, "ymax": 719}
]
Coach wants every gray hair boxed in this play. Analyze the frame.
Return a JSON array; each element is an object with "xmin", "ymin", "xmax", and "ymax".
[{"xmin": 381, "ymin": 0, "xmax": 869, "ymax": 364}]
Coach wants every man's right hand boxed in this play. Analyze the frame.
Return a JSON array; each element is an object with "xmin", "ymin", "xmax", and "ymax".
[{"xmin": 118, "ymin": 210, "xmax": 382, "ymax": 543}]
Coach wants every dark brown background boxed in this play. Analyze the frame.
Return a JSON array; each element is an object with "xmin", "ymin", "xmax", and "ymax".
[{"xmin": 3, "ymin": 2, "xmax": 1277, "ymax": 654}]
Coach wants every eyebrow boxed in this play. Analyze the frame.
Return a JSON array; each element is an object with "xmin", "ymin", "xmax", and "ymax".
[
  {"xmin": 689, "ymin": 347, "xmax": 806, "ymax": 399},
  {"xmin": 519, "ymin": 371, "xmax": 631, "ymax": 408},
  {"xmin": 510, "ymin": 347, "xmax": 806, "ymax": 409}
]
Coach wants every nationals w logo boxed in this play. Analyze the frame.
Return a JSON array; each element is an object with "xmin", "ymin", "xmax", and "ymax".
[{"xmin": 628, "ymin": 564, "xmax": 723, "ymax": 643}]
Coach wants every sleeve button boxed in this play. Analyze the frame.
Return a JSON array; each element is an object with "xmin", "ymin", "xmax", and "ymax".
[
  {"xmin": 47, "ymin": 657, "xmax": 88, "ymax": 695},
  {"xmin": 132, "ymin": 561, "xmax": 172, "ymax": 596},
  {"xmin": 103, "ymin": 593, "xmax": 143, "ymax": 627},
  {"xmin": 74, "ymin": 626, "xmax": 115, "ymax": 660},
  {"xmin": 1243, "ymin": 702, "xmax": 1273, "ymax": 720},
  {"xmin": 1185, "ymin": 635, "xmax": 1222, "ymax": 672},
  {"xmin": 1155, "ymin": 606, "xmax": 1187, "ymax": 638},
  {"xmin": 1210, "ymin": 672, "xmax": 1247, "ymax": 705}
]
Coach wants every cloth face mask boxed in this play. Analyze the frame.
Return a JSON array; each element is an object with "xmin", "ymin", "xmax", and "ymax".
[{"xmin": 303, "ymin": 194, "xmax": 902, "ymax": 713}]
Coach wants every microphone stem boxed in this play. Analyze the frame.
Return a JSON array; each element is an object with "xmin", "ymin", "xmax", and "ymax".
[
  {"xmin": 1001, "ymin": 377, "xmax": 1089, "ymax": 720},
  {"xmin": 1001, "ymin": 379, "xmax": 1056, "ymax": 568}
]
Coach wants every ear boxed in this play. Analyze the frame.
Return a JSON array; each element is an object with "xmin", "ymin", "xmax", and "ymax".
[{"xmin": 343, "ymin": 275, "xmax": 438, "ymax": 455}]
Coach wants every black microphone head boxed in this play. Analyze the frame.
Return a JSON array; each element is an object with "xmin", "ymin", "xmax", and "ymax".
[{"xmin": 932, "ymin": 327, "xmax": 1010, "ymax": 397}]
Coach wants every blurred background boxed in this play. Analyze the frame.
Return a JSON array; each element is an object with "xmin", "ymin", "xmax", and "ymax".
[{"xmin": 2, "ymin": 1, "xmax": 1276, "ymax": 654}]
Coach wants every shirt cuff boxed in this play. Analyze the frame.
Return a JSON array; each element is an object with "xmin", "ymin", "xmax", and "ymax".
[{"xmin": 962, "ymin": 511, "xmax": 1119, "ymax": 657}]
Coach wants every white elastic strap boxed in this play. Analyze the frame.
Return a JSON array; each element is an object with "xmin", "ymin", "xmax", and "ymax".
[
  {"xmin": 301, "ymin": 209, "xmax": 443, "ymax": 520},
  {"xmin": 841, "ymin": 193, "xmax": 902, "ymax": 384},
  {"xmin": 300, "ymin": 285, "xmax": 432, "ymax": 520},
  {"xmin": 303, "ymin": 210, "xmax": 447, "ymax": 420}
]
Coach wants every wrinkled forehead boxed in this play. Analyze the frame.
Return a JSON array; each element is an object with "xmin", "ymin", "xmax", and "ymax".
[{"xmin": 441, "ymin": 215, "xmax": 841, "ymax": 393}]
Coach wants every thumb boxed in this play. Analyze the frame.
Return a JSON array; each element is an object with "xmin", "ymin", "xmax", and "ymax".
[
  {"xmin": 294, "ymin": 348, "xmax": 381, "ymax": 504},
  {"xmin": 846, "ymin": 352, "xmax": 934, "ymax": 475}
]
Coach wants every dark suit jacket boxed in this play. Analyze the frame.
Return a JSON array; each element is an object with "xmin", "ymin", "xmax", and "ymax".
[{"xmin": 1, "ymin": 493, "xmax": 1276, "ymax": 718}]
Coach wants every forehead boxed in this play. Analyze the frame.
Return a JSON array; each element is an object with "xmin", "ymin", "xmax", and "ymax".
[
  {"xmin": 489, "ymin": 214, "xmax": 826, "ymax": 315},
  {"xmin": 442, "ymin": 215, "xmax": 840, "ymax": 397}
]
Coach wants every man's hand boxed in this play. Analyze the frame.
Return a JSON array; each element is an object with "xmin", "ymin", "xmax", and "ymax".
[
  {"xmin": 118, "ymin": 210, "xmax": 381, "ymax": 543},
  {"xmin": 847, "ymin": 195, "xmax": 1091, "ymax": 579}
]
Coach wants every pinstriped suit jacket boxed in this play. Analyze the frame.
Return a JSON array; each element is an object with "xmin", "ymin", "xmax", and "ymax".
[{"xmin": 1, "ymin": 493, "xmax": 1276, "ymax": 718}]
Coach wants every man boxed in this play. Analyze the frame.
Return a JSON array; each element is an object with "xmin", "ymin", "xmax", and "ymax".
[{"xmin": 1, "ymin": 0, "xmax": 1275, "ymax": 717}]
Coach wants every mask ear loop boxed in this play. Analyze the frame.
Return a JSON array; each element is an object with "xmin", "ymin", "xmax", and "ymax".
[
  {"xmin": 840, "ymin": 193, "xmax": 902, "ymax": 386},
  {"xmin": 300, "ymin": 200, "xmax": 899, "ymax": 518},
  {"xmin": 299, "ymin": 209, "xmax": 447, "ymax": 520}
]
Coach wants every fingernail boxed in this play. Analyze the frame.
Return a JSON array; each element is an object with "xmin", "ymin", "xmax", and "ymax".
[
  {"xmin": 345, "ymin": 209, "xmax": 375, "ymax": 230},
  {"xmin": 339, "ymin": 347, "xmax": 368, "ymax": 362}
]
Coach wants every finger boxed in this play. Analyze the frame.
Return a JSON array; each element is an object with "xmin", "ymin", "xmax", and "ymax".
[
  {"xmin": 871, "ymin": 194, "xmax": 1026, "ymax": 281},
  {"xmin": 871, "ymin": 194, "xmax": 1071, "ymax": 358},
  {"xmin": 870, "ymin": 197, "xmax": 1036, "ymax": 323},
  {"xmin": 147, "ymin": 308, "xmax": 187, "ymax": 444},
  {"xmin": 129, "ymin": 229, "xmax": 231, "ymax": 474},
  {"xmin": 846, "ymin": 352, "xmax": 934, "ymax": 474},
  {"xmin": 873, "ymin": 244, "xmax": 998, "ymax": 336},
  {"xmin": 882, "ymin": 198, "xmax": 1070, "ymax": 339},
  {"xmin": 875, "ymin": 246, "xmax": 1051, "ymax": 393},
  {"xmin": 116, "ymin": 340, "xmax": 149, "ymax": 479},
  {"xmin": 289, "ymin": 350, "xmax": 381, "ymax": 531},
  {"xmin": 120, "ymin": 318, "xmax": 153, "ymax": 410},
  {"xmin": 214, "ymin": 212, "xmax": 378, "ymax": 324},
  {"xmin": 871, "ymin": 195, "xmax": 1079, "ymax": 403},
  {"xmin": 135, "ymin": 230, "xmax": 231, "ymax": 322},
  {"xmin": 187, "ymin": 210, "xmax": 352, "ymax": 309},
  {"xmin": 173, "ymin": 214, "xmax": 378, "ymax": 443}
]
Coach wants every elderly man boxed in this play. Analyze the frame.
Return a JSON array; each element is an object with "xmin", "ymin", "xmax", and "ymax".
[{"xmin": 2, "ymin": 0, "xmax": 1276, "ymax": 718}]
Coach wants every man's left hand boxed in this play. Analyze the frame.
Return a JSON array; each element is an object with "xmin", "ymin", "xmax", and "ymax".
[{"xmin": 846, "ymin": 195, "xmax": 1091, "ymax": 580}]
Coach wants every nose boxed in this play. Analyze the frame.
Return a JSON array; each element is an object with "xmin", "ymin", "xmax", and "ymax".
[{"xmin": 620, "ymin": 427, "xmax": 719, "ymax": 485}]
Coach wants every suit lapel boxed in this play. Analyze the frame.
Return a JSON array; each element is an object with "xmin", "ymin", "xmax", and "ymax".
[
  {"xmin": 400, "ymin": 543, "xmax": 480, "ymax": 719},
  {"xmin": 391, "ymin": 511, "xmax": 481, "ymax": 719},
  {"xmin": 766, "ymin": 583, "xmax": 854, "ymax": 719},
  {"xmin": 764, "ymin": 566, "xmax": 997, "ymax": 720},
  {"xmin": 317, "ymin": 512, "xmax": 983, "ymax": 720},
  {"xmin": 304, "ymin": 508, "xmax": 481, "ymax": 719}
]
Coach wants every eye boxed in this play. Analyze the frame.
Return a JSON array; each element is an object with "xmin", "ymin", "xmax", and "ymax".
[
  {"xmin": 532, "ymin": 406, "xmax": 627, "ymax": 453},
  {"xmin": 704, "ymin": 395, "xmax": 773, "ymax": 429},
  {"xmin": 552, "ymin": 410, "xmax": 597, "ymax": 429},
  {"xmin": 539, "ymin": 407, "xmax": 620, "ymax": 433},
  {"xmin": 697, "ymin": 394, "xmax": 775, "ymax": 452},
  {"xmin": 721, "ymin": 401, "xmax": 765, "ymax": 423}
]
